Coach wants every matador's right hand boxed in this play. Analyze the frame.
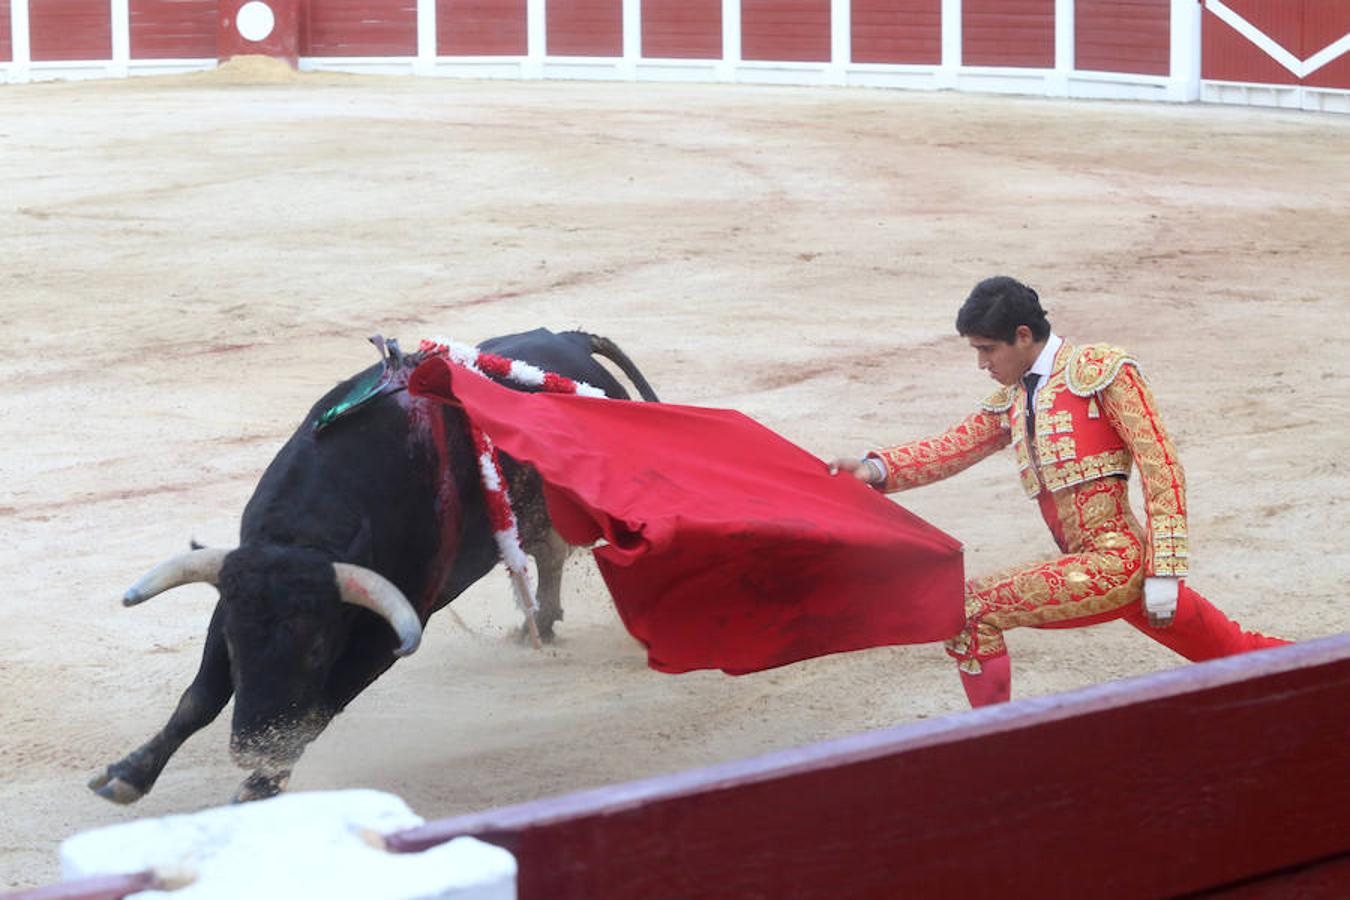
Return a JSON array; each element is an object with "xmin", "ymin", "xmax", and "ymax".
[{"xmin": 828, "ymin": 457, "xmax": 884, "ymax": 485}]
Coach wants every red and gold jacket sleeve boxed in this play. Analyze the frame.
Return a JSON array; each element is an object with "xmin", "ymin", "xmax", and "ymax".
[
  {"xmin": 1099, "ymin": 361, "xmax": 1189, "ymax": 577},
  {"xmin": 870, "ymin": 405, "xmax": 1011, "ymax": 493}
]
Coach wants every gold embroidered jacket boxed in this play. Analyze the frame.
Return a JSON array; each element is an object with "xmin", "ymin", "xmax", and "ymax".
[{"xmin": 871, "ymin": 342, "xmax": 1189, "ymax": 577}]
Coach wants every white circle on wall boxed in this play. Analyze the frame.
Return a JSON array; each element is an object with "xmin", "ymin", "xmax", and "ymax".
[{"xmin": 236, "ymin": 1, "xmax": 276, "ymax": 42}]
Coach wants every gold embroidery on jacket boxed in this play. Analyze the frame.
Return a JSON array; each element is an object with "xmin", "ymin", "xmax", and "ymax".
[
  {"xmin": 1039, "ymin": 449, "xmax": 1133, "ymax": 493},
  {"xmin": 874, "ymin": 409, "xmax": 1010, "ymax": 491},
  {"xmin": 945, "ymin": 479, "xmax": 1145, "ymax": 663},
  {"xmin": 1044, "ymin": 410, "xmax": 1074, "ymax": 435},
  {"xmin": 1099, "ymin": 363, "xmax": 1189, "ymax": 577}
]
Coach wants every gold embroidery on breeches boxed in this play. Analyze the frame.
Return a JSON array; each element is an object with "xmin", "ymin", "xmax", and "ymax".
[{"xmin": 945, "ymin": 478, "xmax": 1145, "ymax": 671}]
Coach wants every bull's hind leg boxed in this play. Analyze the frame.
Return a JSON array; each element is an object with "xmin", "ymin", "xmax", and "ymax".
[
  {"xmin": 527, "ymin": 526, "xmax": 571, "ymax": 641},
  {"xmin": 507, "ymin": 462, "xmax": 571, "ymax": 642},
  {"xmin": 89, "ymin": 605, "xmax": 233, "ymax": 804}
]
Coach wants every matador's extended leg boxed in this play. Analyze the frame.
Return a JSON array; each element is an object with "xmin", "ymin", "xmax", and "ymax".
[
  {"xmin": 945, "ymin": 535, "xmax": 1145, "ymax": 707},
  {"xmin": 1121, "ymin": 583, "xmax": 1288, "ymax": 659}
]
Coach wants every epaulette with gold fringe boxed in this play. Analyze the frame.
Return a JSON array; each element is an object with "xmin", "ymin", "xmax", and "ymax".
[
  {"xmin": 979, "ymin": 384, "xmax": 1014, "ymax": 413},
  {"xmin": 1065, "ymin": 344, "xmax": 1139, "ymax": 398}
]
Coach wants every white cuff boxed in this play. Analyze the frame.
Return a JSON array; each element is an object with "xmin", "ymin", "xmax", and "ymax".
[{"xmin": 1144, "ymin": 576, "xmax": 1179, "ymax": 616}]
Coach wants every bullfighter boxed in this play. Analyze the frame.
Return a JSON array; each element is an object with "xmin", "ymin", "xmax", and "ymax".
[{"xmin": 831, "ymin": 275, "xmax": 1286, "ymax": 707}]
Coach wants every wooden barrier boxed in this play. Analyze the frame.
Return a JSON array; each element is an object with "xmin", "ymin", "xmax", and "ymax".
[
  {"xmin": 386, "ymin": 633, "xmax": 1350, "ymax": 899},
  {"xmin": 11, "ymin": 634, "xmax": 1348, "ymax": 898},
  {"xmin": 3, "ymin": 0, "xmax": 1346, "ymax": 110}
]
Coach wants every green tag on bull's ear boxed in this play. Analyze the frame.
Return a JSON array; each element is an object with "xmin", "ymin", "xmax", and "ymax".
[{"xmin": 313, "ymin": 366, "xmax": 387, "ymax": 433}]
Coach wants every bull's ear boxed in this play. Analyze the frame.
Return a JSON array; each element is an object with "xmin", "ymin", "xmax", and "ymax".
[{"xmin": 123, "ymin": 547, "xmax": 231, "ymax": 606}]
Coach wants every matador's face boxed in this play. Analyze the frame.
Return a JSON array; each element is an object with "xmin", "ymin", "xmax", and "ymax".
[{"xmin": 967, "ymin": 326, "xmax": 1041, "ymax": 387}]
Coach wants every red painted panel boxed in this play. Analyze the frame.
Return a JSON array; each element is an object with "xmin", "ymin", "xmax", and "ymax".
[
  {"xmin": 962, "ymin": 0, "xmax": 1054, "ymax": 68},
  {"xmin": 641, "ymin": 0, "xmax": 721, "ymax": 60},
  {"xmin": 1202, "ymin": 5, "xmax": 1297, "ymax": 84},
  {"xmin": 851, "ymin": 0, "xmax": 941, "ymax": 65},
  {"xmin": 437, "ymin": 0, "xmax": 527, "ymax": 56},
  {"xmin": 1219, "ymin": 0, "xmax": 1300, "ymax": 55},
  {"xmin": 0, "ymin": 0, "xmax": 11, "ymax": 62},
  {"xmin": 546, "ymin": 0, "xmax": 622, "ymax": 57},
  {"xmin": 741, "ymin": 0, "xmax": 831, "ymax": 63},
  {"xmin": 1075, "ymin": 0, "xmax": 1169, "ymax": 76},
  {"xmin": 130, "ymin": 0, "xmax": 217, "ymax": 59},
  {"xmin": 29, "ymin": 0, "xmax": 113, "ymax": 61},
  {"xmin": 388, "ymin": 636, "xmax": 1350, "ymax": 900},
  {"xmin": 1303, "ymin": 0, "xmax": 1350, "ymax": 90},
  {"xmin": 303, "ymin": 0, "xmax": 417, "ymax": 56}
]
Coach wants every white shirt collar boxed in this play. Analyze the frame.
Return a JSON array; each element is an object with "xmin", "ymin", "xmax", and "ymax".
[{"xmin": 1028, "ymin": 333, "xmax": 1062, "ymax": 379}]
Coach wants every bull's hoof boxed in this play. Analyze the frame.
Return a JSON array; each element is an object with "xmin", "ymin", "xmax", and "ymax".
[
  {"xmin": 88, "ymin": 771, "xmax": 145, "ymax": 805},
  {"xmin": 517, "ymin": 622, "xmax": 558, "ymax": 645},
  {"xmin": 232, "ymin": 771, "xmax": 289, "ymax": 803}
]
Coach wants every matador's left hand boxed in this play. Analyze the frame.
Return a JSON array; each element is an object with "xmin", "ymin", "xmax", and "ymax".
[{"xmin": 1144, "ymin": 576, "xmax": 1179, "ymax": 628}]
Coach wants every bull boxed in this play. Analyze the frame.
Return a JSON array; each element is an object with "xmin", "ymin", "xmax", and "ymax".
[{"xmin": 89, "ymin": 328, "xmax": 658, "ymax": 804}]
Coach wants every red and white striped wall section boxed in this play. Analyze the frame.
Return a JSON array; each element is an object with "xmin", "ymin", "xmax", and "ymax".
[{"xmin": 1, "ymin": 0, "xmax": 1346, "ymax": 111}]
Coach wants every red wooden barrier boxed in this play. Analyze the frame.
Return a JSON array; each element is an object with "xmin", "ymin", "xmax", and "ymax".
[
  {"xmin": 1304, "ymin": 0, "xmax": 1350, "ymax": 90},
  {"xmin": 851, "ymin": 0, "xmax": 941, "ymax": 66},
  {"xmin": 3, "ymin": 870, "xmax": 161, "ymax": 900},
  {"xmin": 131, "ymin": 0, "xmax": 217, "ymax": 60},
  {"xmin": 437, "ymin": 0, "xmax": 528, "ymax": 56},
  {"xmin": 962, "ymin": 0, "xmax": 1054, "ymax": 69},
  {"xmin": 28, "ymin": 0, "xmax": 111, "ymax": 62},
  {"xmin": 741, "ymin": 0, "xmax": 832, "ymax": 64},
  {"xmin": 1203, "ymin": 0, "xmax": 1350, "ymax": 88},
  {"xmin": 302, "ymin": 0, "xmax": 417, "ymax": 57},
  {"xmin": 1075, "ymin": 0, "xmax": 1170, "ymax": 77},
  {"xmin": 641, "ymin": 0, "xmax": 722, "ymax": 60},
  {"xmin": 546, "ymin": 0, "xmax": 622, "ymax": 57},
  {"xmin": 388, "ymin": 634, "xmax": 1350, "ymax": 900},
  {"xmin": 1, "ymin": 0, "xmax": 12, "ymax": 62}
]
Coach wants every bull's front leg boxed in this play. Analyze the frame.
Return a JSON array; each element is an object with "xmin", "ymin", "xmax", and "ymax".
[{"xmin": 88, "ymin": 605, "xmax": 233, "ymax": 804}]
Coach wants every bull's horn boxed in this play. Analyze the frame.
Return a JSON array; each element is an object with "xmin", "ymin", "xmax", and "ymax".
[
  {"xmin": 332, "ymin": 563, "xmax": 423, "ymax": 657},
  {"xmin": 123, "ymin": 547, "xmax": 231, "ymax": 606}
]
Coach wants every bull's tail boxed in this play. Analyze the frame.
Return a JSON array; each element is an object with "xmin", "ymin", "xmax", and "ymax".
[{"xmin": 586, "ymin": 335, "xmax": 660, "ymax": 402}]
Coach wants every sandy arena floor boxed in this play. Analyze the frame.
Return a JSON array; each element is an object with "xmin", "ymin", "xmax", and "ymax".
[{"xmin": 1, "ymin": 60, "xmax": 1347, "ymax": 888}]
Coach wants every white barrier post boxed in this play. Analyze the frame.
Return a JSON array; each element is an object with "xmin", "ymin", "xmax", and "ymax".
[
  {"xmin": 720, "ymin": 0, "xmax": 741, "ymax": 82},
  {"xmin": 1169, "ymin": 0, "xmax": 1203, "ymax": 101},
  {"xmin": 110, "ymin": 0, "xmax": 130, "ymax": 77},
  {"xmin": 415, "ymin": 0, "xmax": 437, "ymax": 75},
  {"xmin": 829, "ymin": 0, "xmax": 850, "ymax": 86},
  {"xmin": 622, "ymin": 0, "xmax": 640, "ymax": 80},
  {"xmin": 1050, "ymin": 0, "xmax": 1073, "ymax": 96},
  {"xmin": 938, "ymin": 0, "xmax": 961, "ymax": 89},
  {"xmin": 9, "ymin": 0, "xmax": 31, "ymax": 83},
  {"xmin": 525, "ymin": 0, "xmax": 545, "ymax": 78}
]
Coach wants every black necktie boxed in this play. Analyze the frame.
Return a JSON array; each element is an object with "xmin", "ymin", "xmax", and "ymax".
[{"xmin": 1022, "ymin": 372, "xmax": 1038, "ymax": 443}]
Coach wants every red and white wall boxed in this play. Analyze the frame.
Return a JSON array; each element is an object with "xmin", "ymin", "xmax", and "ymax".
[{"xmin": 1, "ymin": 0, "xmax": 1347, "ymax": 111}]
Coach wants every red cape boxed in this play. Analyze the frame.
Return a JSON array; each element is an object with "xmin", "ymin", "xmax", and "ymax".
[{"xmin": 409, "ymin": 359, "xmax": 965, "ymax": 675}]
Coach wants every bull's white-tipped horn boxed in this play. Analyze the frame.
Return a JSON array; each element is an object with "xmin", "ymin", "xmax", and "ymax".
[
  {"xmin": 123, "ymin": 547, "xmax": 231, "ymax": 606},
  {"xmin": 332, "ymin": 563, "xmax": 423, "ymax": 657}
]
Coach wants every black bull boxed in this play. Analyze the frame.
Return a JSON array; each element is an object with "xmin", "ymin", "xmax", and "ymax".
[{"xmin": 89, "ymin": 329, "xmax": 658, "ymax": 804}]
